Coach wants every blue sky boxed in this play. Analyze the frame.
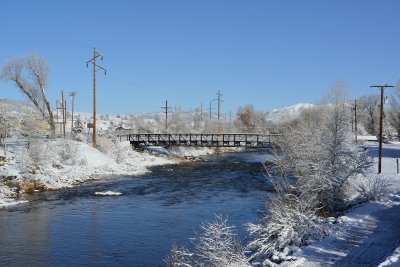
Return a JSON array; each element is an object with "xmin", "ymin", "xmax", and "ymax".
[{"xmin": 1, "ymin": 0, "xmax": 400, "ymax": 114}]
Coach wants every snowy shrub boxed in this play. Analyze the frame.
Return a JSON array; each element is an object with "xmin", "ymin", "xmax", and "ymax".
[
  {"xmin": 165, "ymin": 240, "xmax": 193, "ymax": 267},
  {"xmin": 58, "ymin": 140, "xmax": 77, "ymax": 165},
  {"xmin": 354, "ymin": 174, "xmax": 391, "ymax": 202},
  {"xmin": 193, "ymin": 215, "xmax": 249, "ymax": 267},
  {"xmin": 16, "ymin": 146, "xmax": 30, "ymax": 172},
  {"xmin": 73, "ymin": 132, "xmax": 87, "ymax": 143},
  {"xmin": 27, "ymin": 139, "xmax": 47, "ymax": 165},
  {"xmin": 97, "ymin": 133, "xmax": 126, "ymax": 163},
  {"xmin": 165, "ymin": 215, "xmax": 250, "ymax": 267},
  {"xmin": 246, "ymin": 183, "xmax": 327, "ymax": 259}
]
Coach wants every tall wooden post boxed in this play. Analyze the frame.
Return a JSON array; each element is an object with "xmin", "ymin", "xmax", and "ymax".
[
  {"xmin": 86, "ymin": 47, "xmax": 106, "ymax": 148},
  {"xmin": 61, "ymin": 90, "xmax": 66, "ymax": 137},
  {"xmin": 161, "ymin": 100, "xmax": 171, "ymax": 131},
  {"xmin": 370, "ymin": 84, "xmax": 394, "ymax": 173},
  {"xmin": 93, "ymin": 48, "xmax": 97, "ymax": 146},
  {"xmin": 69, "ymin": 92, "xmax": 77, "ymax": 135},
  {"xmin": 354, "ymin": 99, "xmax": 357, "ymax": 143}
]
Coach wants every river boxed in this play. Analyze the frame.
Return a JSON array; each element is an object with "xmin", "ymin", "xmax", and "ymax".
[{"xmin": 0, "ymin": 149, "xmax": 272, "ymax": 267}]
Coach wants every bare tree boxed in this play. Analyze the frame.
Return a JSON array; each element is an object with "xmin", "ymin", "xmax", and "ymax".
[
  {"xmin": 1, "ymin": 54, "xmax": 55, "ymax": 138},
  {"xmin": 359, "ymin": 94, "xmax": 380, "ymax": 135},
  {"xmin": 235, "ymin": 104, "xmax": 267, "ymax": 133}
]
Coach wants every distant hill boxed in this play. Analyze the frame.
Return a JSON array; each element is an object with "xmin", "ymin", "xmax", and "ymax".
[{"xmin": 266, "ymin": 103, "xmax": 314, "ymax": 122}]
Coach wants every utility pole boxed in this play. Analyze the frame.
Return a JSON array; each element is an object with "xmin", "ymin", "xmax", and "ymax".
[
  {"xmin": 61, "ymin": 90, "xmax": 66, "ymax": 138},
  {"xmin": 86, "ymin": 47, "xmax": 107, "ymax": 147},
  {"xmin": 56, "ymin": 100, "xmax": 59, "ymax": 127},
  {"xmin": 217, "ymin": 90, "xmax": 223, "ymax": 121},
  {"xmin": 69, "ymin": 91, "xmax": 77, "ymax": 135},
  {"xmin": 161, "ymin": 100, "xmax": 171, "ymax": 131},
  {"xmin": 354, "ymin": 99, "xmax": 357, "ymax": 143},
  {"xmin": 370, "ymin": 84, "xmax": 394, "ymax": 173}
]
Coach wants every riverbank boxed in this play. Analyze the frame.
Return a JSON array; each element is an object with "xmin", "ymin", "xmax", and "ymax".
[
  {"xmin": 0, "ymin": 139, "xmax": 227, "ymax": 208},
  {"xmin": 275, "ymin": 142, "xmax": 400, "ymax": 266}
]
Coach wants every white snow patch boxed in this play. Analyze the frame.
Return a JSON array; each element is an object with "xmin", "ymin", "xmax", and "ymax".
[
  {"xmin": 94, "ymin": 191, "xmax": 122, "ymax": 196},
  {"xmin": 379, "ymin": 246, "xmax": 400, "ymax": 266}
]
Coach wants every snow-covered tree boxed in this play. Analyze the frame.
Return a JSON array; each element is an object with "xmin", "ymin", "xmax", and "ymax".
[
  {"xmin": 169, "ymin": 106, "xmax": 190, "ymax": 133},
  {"xmin": 72, "ymin": 116, "xmax": 84, "ymax": 135},
  {"xmin": 97, "ymin": 131, "xmax": 126, "ymax": 163},
  {"xmin": 194, "ymin": 215, "xmax": 248, "ymax": 267},
  {"xmin": 279, "ymin": 84, "xmax": 373, "ymax": 214},
  {"xmin": 235, "ymin": 104, "xmax": 267, "ymax": 133},
  {"xmin": 247, "ymin": 83, "xmax": 373, "ymax": 258},
  {"xmin": 1, "ymin": 54, "xmax": 56, "ymax": 138},
  {"xmin": 165, "ymin": 240, "xmax": 193, "ymax": 267},
  {"xmin": 166, "ymin": 215, "xmax": 249, "ymax": 267}
]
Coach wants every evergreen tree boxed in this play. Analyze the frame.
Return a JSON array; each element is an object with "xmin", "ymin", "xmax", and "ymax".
[{"xmin": 72, "ymin": 116, "xmax": 83, "ymax": 135}]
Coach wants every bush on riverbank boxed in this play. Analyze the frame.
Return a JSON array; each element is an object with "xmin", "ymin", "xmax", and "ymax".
[
  {"xmin": 246, "ymin": 85, "xmax": 374, "ymax": 263},
  {"xmin": 166, "ymin": 215, "xmax": 250, "ymax": 267}
]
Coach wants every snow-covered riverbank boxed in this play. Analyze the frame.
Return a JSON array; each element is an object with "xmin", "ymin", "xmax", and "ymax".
[
  {"xmin": 275, "ymin": 143, "xmax": 400, "ymax": 266},
  {"xmin": 0, "ymin": 139, "xmax": 220, "ymax": 208}
]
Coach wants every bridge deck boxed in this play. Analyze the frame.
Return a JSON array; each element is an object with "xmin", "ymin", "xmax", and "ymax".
[{"xmin": 124, "ymin": 133, "xmax": 277, "ymax": 148}]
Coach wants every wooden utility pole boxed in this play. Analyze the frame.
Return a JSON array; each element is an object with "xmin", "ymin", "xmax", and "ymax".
[
  {"xmin": 69, "ymin": 91, "xmax": 77, "ymax": 134},
  {"xmin": 161, "ymin": 100, "xmax": 171, "ymax": 131},
  {"xmin": 61, "ymin": 90, "xmax": 66, "ymax": 137},
  {"xmin": 354, "ymin": 99, "xmax": 358, "ymax": 143},
  {"xmin": 56, "ymin": 99, "xmax": 62, "ymax": 136},
  {"xmin": 86, "ymin": 47, "xmax": 107, "ymax": 147},
  {"xmin": 217, "ymin": 90, "xmax": 222, "ymax": 121},
  {"xmin": 370, "ymin": 84, "xmax": 394, "ymax": 173}
]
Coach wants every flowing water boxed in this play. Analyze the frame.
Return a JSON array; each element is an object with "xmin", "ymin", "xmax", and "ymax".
[{"xmin": 0, "ymin": 149, "xmax": 272, "ymax": 267}]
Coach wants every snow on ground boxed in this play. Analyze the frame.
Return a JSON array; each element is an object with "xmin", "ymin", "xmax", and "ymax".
[
  {"xmin": 357, "ymin": 135, "xmax": 378, "ymax": 141},
  {"xmin": 278, "ymin": 142, "xmax": 400, "ymax": 266}
]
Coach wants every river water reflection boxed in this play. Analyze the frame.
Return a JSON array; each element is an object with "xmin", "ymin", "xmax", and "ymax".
[{"xmin": 0, "ymin": 149, "xmax": 272, "ymax": 267}]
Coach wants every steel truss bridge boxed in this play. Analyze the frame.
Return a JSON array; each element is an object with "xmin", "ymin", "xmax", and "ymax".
[{"xmin": 123, "ymin": 133, "xmax": 278, "ymax": 148}]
